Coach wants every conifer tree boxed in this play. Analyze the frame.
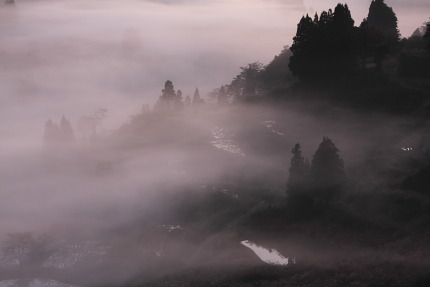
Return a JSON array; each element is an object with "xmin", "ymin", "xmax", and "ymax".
[
  {"xmin": 217, "ymin": 85, "xmax": 228, "ymax": 105},
  {"xmin": 310, "ymin": 137, "xmax": 346, "ymax": 203},
  {"xmin": 287, "ymin": 143, "xmax": 310, "ymax": 197},
  {"xmin": 367, "ymin": 0, "xmax": 400, "ymax": 45},
  {"xmin": 156, "ymin": 80, "xmax": 179, "ymax": 111},
  {"xmin": 289, "ymin": 5, "xmax": 356, "ymax": 79},
  {"xmin": 161, "ymin": 80, "xmax": 176, "ymax": 102},
  {"xmin": 289, "ymin": 14, "xmax": 318, "ymax": 78},
  {"xmin": 174, "ymin": 90, "xmax": 185, "ymax": 110},
  {"xmin": 192, "ymin": 87, "xmax": 203, "ymax": 106},
  {"xmin": 358, "ymin": 19, "xmax": 370, "ymax": 69},
  {"xmin": 331, "ymin": 4, "xmax": 356, "ymax": 73},
  {"xmin": 242, "ymin": 62, "xmax": 262, "ymax": 97}
]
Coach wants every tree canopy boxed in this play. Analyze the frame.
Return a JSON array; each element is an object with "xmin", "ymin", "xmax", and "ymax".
[
  {"xmin": 367, "ymin": 0, "xmax": 400, "ymax": 45},
  {"xmin": 310, "ymin": 137, "xmax": 346, "ymax": 203},
  {"xmin": 289, "ymin": 4, "xmax": 356, "ymax": 79},
  {"xmin": 287, "ymin": 143, "xmax": 310, "ymax": 197},
  {"xmin": 155, "ymin": 80, "xmax": 185, "ymax": 112}
]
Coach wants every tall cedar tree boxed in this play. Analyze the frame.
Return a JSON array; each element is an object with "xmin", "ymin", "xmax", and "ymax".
[
  {"xmin": 228, "ymin": 62, "xmax": 263, "ymax": 100},
  {"xmin": 289, "ymin": 14, "xmax": 318, "ymax": 79},
  {"xmin": 367, "ymin": 0, "xmax": 400, "ymax": 45},
  {"xmin": 192, "ymin": 88, "xmax": 203, "ymax": 106},
  {"xmin": 287, "ymin": 143, "xmax": 310, "ymax": 197},
  {"xmin": 161, "ymin": 80, "xmax": 176, "ymax": 102},
  {"xmin": 289, "ymin": 4, "xmax": 356, "ymax": 79},
  {"xmin": 331, "ymin": 4, "xmax": 355, "ymax": 73},
  {"xmin": 310, "ymin": 137, "xmax": 346, "ymax": 203},
  {"xmin": 217, "ymin": 86, "xmax": 228, "ymax": 105},
  {"xmin": 156, "ymin": 80, "xmax": 184, "ymax": 111}
]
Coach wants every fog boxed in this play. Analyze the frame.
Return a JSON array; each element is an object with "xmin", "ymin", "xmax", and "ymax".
[
  {"xmin": 1, "ymin": 0, "xmax": 429, "ymax": 286},
  {"xmin": 0, "ymin": 0, "xmax": 301, "ymax": 236},
  {"xmin": 0, "ymin": 0, "xmax": 304, "ymax": 154},
  {"xmin": 1, "ymin": 0, "xmax": 427, "ymax": 150}
]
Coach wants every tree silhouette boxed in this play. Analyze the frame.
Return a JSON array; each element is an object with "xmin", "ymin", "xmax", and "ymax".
[
  {"xmin": 367, "ymin": 0, "xmax": 400, "ymax": 45},
  {"xmin": 174, "ymin": 90, "xmax": 185, "ymax": 110},
  {"xmin": 398, "ymin": 21, "xmax": 430, "ymax": 77},
  {"xmin": 364, "ymin": 0, "xmax": 400, "ymax": 69},
  {"xmin": 228, "ymin": 62, "xmax": 263, "ymax": 100},
  {"xmin": 289, "ymin": 4, "xmax": 356, "ymax": 79},
  {"xmin": 217, "ymin": 85, "xmax": 228, "ymax": 105},
  {"xmin": 289, "ymin": 14, "xmax": 318, "ymax": 79},
  {"xmin": 155, "ymin": 80, "xmax": 185, "ymax": 112},
  {"xmin": 287, "ymin": 143, "xmax": 310, "ymax": 198},
  {"xmin": 358, "ymin": 19, "xmax": 370, "ymax": 70},
  {"xmin": 161, "ymin": 80, "xmax": 176, "ymax": 102},
  {"xmin": 242, "ymin": 62, "xmax": 262, "ymax": 97},
  {"xmin": 331, "ymin": 4, "xmax": 355, "ymax": 73},
  {"xmin": 192, "ymin": 87, "xmax": 204, "ymax": 106},
  {"xmin": 310, "ymin": 137, "xmax": 346, "ymax": 204},
  {"xmin": 157, "ymin": 80, "xmax": 175, "ymax": 111},
  {"xmin": 44, "ymin": 117, "xmax": 75, "ymax": 145}
]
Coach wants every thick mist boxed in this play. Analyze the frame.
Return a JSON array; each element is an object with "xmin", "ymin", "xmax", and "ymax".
[
  {"xmin": 0, "ymin": 0, "xmax": 303, "ymax": 154},
  {"xmin": 0, "ymin": 0, "xmax": 302, "ymax": 237},
  {"xmin": 1, "ymin": 1, "xmax": 429, "ymax": 286}
]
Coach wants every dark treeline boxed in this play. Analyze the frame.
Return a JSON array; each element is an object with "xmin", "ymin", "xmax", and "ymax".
[
  {"xmin": 216, "ymin": 0, "xmax": 430, "ymax": 114},
  {"xmin": 287, "ymin": 138, "xmax": 346, "ymax": 211}
]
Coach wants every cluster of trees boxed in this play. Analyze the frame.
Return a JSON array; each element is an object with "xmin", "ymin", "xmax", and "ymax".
[
  {"xmin": 154, "ymin": 80, "xmax": 204, "ymax": 112},
  {"xmin": 290, "ymin": 4, "xmax": 356, "ymax": 78},
  {"xmin": 44, "ymin": 109, "xmax": 109, "ymax": 145},
  {"xmin": 76, "ymin": 108, "xmax": 108, "ymax": 139},
  {"xmin": 227, "ymin": 62, "xmax": 264, "ymax": 100},
  {"xmin": 289, "ymin": 0, "xmax": 401, "ymax": 79},
  {"xmin": 286, "ymin": 137, "xmax": 346, "ymax": 207},
  {"xmin": 155, "ymin": 80, "xmax": 185, "ymax": 112},
  {"xmin": 398, "ymin": 20, "xmax": 430, "ymax": 77},
  {"xmin": 208, "ymin": 84, "xmax": 237, "ymax": 105},
  {"xmin": 217, "ymin": 0, "xmax": 429, "ymax": 113},
  {"xmin": 43, "ymin": 116, "xmax": 74, "ymax": 146},
  {"xmin": 213, "ymin": 50, "xmax": 293, "ymax": 103},
  {"xmin": 216, "ymin": 86, "xmax": 229, "ymax": 105}
]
